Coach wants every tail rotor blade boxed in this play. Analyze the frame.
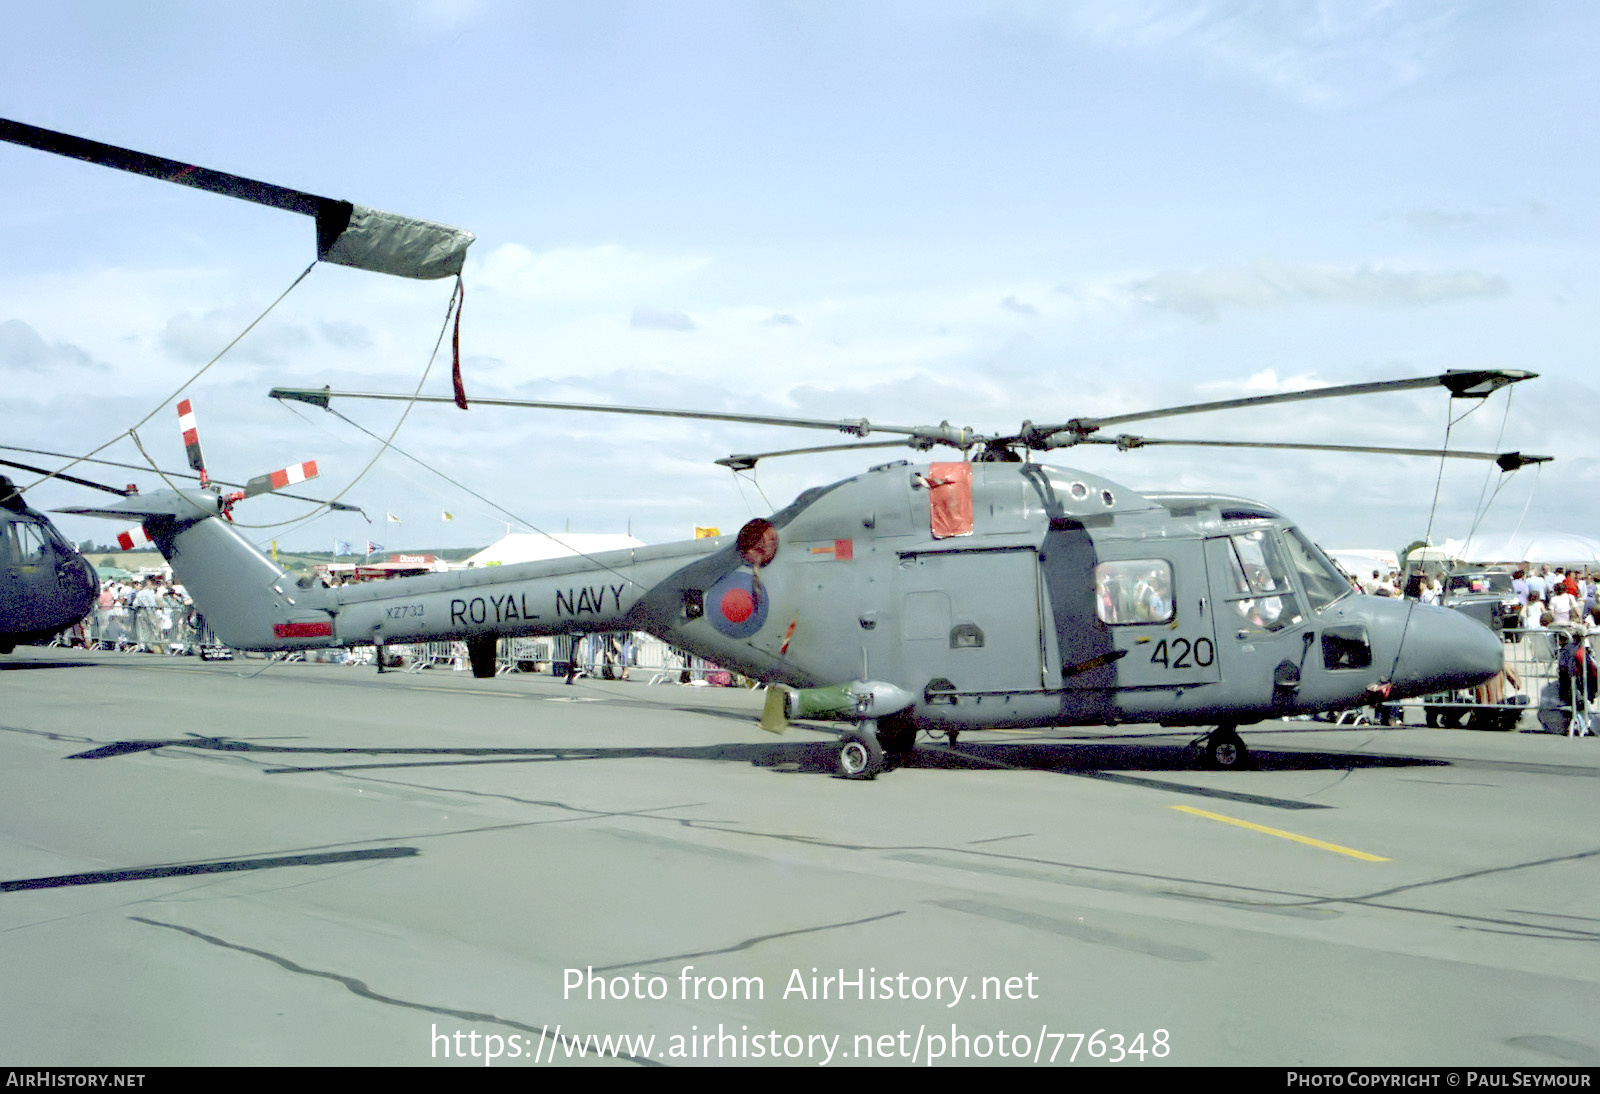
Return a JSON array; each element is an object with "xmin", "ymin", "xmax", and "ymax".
[
  {"xmin": 242, "ymin": 460, "xmax": 320, "ymax": 499},
  {"xmin": 176, "ymin": 400, "xmax": 209, "ymax": 487},
  {"xmin": 116, "ymin": 525, "xmax": 153, "ymax": 551}
]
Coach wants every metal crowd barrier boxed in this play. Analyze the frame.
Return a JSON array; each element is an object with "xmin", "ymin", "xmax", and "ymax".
[
  {"xmin": 347, "ymin": 631, "xmax": 739, "ymax": 685},
  {"xmin": 81, "ymin": 605, "xmax": 204, "ymax": 655},
  {"xmin": 1385, "ymin": 626, "xmax": 1595, "ymax": 736}
]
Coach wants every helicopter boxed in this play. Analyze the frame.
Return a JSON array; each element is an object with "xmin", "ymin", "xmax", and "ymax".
[
  {"xmin": 4, "ymin": 118, "xmax": 1543, "ymax": 774},
  {"xmin": 61, "ymin": 369, "xmax": 1544, "ymax": 778},
  {"xmin": 0, "ymin": 472, "xmax": 100, "ymax": 653}
]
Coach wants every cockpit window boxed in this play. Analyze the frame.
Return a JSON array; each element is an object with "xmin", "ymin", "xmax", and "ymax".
[
  {"xmin": 1095, "ymin": 560, "xmax": 1174, "ymax": 625},
  {"xmin": 1221, "ymin": 530, "xmax": 1301, "ymax": 631},
  {"xmin": 1280, "ymin": 527, "xmax": 1354, "ymax": 612},
  {"xmin": 15, "ymin": 522, "xmax": 46, "ymax": 564}
]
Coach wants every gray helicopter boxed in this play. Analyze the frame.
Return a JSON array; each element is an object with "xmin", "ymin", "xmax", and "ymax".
[{"xmin": 63, "ymin": 369, "xmax": 1543, "ymax": 778}]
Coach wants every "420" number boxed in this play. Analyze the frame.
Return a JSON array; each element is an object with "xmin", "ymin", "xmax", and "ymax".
[{"xmin": 1149, "ymin": 637, "xmax": 1214, "ymax": 669}]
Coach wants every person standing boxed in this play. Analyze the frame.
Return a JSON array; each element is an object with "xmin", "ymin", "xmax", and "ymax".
[{"xmin": 133, "ymin": 577, "xmax": 163, "ymax": 654}]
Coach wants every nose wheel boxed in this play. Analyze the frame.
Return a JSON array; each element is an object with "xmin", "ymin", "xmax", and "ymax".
[
  {"xmin": 836, "ymin": 720, "xmax": 887, "ymax": 779},
  {"xmin": 1191, "ymin": 724, "xmax": 1250, "ymax": 770}
]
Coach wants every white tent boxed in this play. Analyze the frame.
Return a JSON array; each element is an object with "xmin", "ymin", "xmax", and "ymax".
[
  {"xmin": 1446, "ymin": 530, "xmax": 1600, "ymax": 565},
  {"xmin": 1326, "ymin": 548, "xmax": 1399, "ymax": 577},
  {"xmin": 463, "ymin": 532, "xmax": 644, "ymax": 567}
]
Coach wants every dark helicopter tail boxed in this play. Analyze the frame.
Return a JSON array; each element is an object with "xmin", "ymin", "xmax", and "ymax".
[{"xmin": 60, "ymin": 489, "xmax": 338, "ymax": 653}]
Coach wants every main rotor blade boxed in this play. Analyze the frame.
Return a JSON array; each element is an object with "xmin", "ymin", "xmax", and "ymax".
[
  {"xmin": 1030, "ymin": 369, "xmax": 1537, "ymax": 446},
  {"xmin": 1089, "ymin": 434, "xmax": 1553, "ymax": 470},
  {"xmin": 270, "ymin": 387, "xmax": 978, "ymax": 447},
  {"xmin": 0, "ymin": 457, "xmax": 132, "ymax": 496},
  {"xmin": 1, "ymin": 117, "xmax": 473, "ymax": 280},
  {"xmin": 715, "ymin": 440, "xmax": 926, "ymax": 472},
  {"xmin": 0, "ymin": 444, "xmax": 360, "ymax": 511}
]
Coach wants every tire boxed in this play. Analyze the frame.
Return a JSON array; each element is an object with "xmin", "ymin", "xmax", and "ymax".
[
  {"xmin": 1203, "ymin": 726, "xmax": 1249, "ymax": 770},
  {"xmin": 836, "ymin": 734, "xmax": 884, "ymax": 780}
]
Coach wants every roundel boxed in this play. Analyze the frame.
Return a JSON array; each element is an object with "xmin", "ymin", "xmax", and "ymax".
[{"xmin": 706, "ymin": 570, "xmax": 769, "ymax": 639}]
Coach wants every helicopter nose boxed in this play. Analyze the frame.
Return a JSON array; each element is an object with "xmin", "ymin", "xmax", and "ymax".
[{"xmin": 1389, "ymin": 603, "xmax": 1503, "ymax": 695}]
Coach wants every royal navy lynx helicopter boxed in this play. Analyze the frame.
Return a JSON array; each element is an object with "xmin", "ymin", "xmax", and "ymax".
[
  {"xmin": 63, "ymin": 370, "xmax": 1543, "ymax": 778},
  {"xmin": 5, "ymin": 118, "xmax": 1542, "ymax": 775}
]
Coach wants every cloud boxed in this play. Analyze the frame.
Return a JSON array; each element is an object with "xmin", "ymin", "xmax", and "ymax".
[
  {"xmin": 1000, "ymin": 295, "xmax": 1039, "ymax": 317},
  {"xmin": 1128, "ymin": 261, "xmax": 1508, "ymax": 320},
  {"xmin": 0, "ymin": 318, "xmax": 105, "ymax": 372},
  {"xmin": 160, "ymin": 307, "xmax": 314, "ymax": 365},
  {"xmin": 318, "ymin": 320, "xmax": 373, "ymax": 349},
  {"xmin": 1195, "ymin": 367, "xmax": 1329, "ymax": 396},
  {"xmin": 630, "ymin": 306, "xmax": 697, "ymax": 332},
  {"xmin": 1385, "ymin": 202, "xmax": 1552, "ymax": 238},
  {"xmin": 474, "ymin": 243, "xmax": 708, "ymax": 306},
  {"xmin": 1050, "ymin": 0, "xmax": 1469, "ymax": 109}
]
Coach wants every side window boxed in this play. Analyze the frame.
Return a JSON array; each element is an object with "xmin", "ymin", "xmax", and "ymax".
[
  {"xmin": 15, "ymin": 523, "xmax": 46, "ymax": 564},
  {"xmin": 1095, "ymin": 560, "xmax": 1173, "ymax": 625},
  {"xmin": 1222, "ymin": 530, "xmax": 1301, "ymax": 631},
  {"xmin": 1280, "ymin": 527, "xmax": 1353, "ymax": 613},
  {"xmin": 1322, "ymin": 625, "xmax": 1373, "ymax": 670}
]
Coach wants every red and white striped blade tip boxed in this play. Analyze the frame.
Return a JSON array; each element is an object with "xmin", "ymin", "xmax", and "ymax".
[
  {"xmin": 244, "ymin": 459, "xmax": 319, "ymax": 496},
  {"xmin": 116, "ymin": 526, "xmax": 153, "ymax": 551}
]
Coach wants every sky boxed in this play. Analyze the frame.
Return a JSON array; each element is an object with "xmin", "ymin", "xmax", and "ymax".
[{"xmin": 2, "ymin": 0, "xmax": 1595, "ymax": 560}]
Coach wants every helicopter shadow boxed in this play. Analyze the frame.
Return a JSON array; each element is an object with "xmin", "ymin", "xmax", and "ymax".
[
  {"xmin": 67, "ymin": 731, "xmax": 1449, "ymax": 791},
  {"xmin": 920, "ymin": 737, "xmax": 1450, "ymax": 776},
  {"xmin": 0, "ymin": 657, "xmax": 104, "ymax": 672}
]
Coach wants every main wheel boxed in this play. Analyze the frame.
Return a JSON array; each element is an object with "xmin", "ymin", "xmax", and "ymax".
[
  {"xmin": 1203, "ymin": 726, "xmax": 1250, "ymax": 770},
  {"xmin": 836, "ymin": 734, "xmax": 884, "ymax": 780}
]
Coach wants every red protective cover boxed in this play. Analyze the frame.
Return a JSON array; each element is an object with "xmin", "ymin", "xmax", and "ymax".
[{"xmin": 928, "ymin": 462, "xmax": 974, "ymax": 539}]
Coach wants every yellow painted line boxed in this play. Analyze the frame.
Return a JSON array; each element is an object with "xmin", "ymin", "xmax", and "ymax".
[{"xmin": 1170, "ymin": 805, "xmax": 1390, "ymax": 861}]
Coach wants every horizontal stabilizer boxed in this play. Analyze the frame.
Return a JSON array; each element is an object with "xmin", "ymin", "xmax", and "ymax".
[{"xmin": 57, "ymin": 490, "xmax": 221, "ymax": 523}]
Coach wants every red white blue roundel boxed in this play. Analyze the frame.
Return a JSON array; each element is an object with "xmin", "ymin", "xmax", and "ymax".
[{"xmin": 707, "ymin": 571, "xmax": 769, "ymax": 639}]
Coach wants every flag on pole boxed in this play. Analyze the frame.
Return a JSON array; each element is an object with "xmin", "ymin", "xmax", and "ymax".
[
  {"xmin": 386, "ymin": 513, "xmax": 402, "ymax": 524},
  {"xmin": 334, "ymin": 540, "xmax": 353, "ymax": 556},
  {"xmin": 366, "ymin": 540, "xmax": 383, "ymax": 556},
  {"xmin": 442, "ymin": 511, "xmax": 453, "ymax": 522}
]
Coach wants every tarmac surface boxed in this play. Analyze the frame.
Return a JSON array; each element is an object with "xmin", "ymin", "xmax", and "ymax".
[{"xmin": 1, "ymin": 646, "xmax": 1597, "ymax": 1067}]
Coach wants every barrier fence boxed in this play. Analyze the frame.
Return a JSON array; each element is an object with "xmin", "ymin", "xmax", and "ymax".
[
  {"xmin": 1370, "ymin": 626, "xmax": 1594, "ymax": 736},
  {"xmin": 371, "ymin": 632, "xmax": 739, "ymax": 684}
]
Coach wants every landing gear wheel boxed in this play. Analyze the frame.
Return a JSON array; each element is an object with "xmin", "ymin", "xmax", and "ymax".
[
  {"xmin": 945, "ymin": 728, "xmax": 960, "ymax": 746},
  {"xmin": 1199, "ymin": 725, "xmax": 1250, "ymax": 770},
  {"xmin": 836, "ymin": 733, "xmax": 885, "ymax": 780}
]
